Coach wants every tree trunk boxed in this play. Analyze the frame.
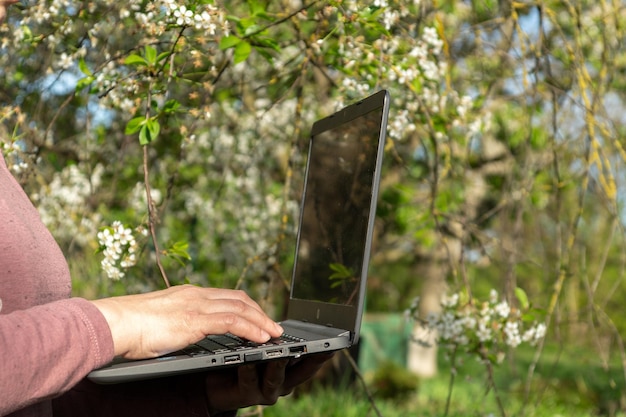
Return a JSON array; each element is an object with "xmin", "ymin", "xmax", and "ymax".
[{"xmin": 407, "ymin": 254, "xmax": 451, "ymax": 377}]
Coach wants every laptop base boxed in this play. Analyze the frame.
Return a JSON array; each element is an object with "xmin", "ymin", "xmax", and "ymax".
[{"xmin": 88, "ymin": 320, "xmax": 351, "ymax": 384}]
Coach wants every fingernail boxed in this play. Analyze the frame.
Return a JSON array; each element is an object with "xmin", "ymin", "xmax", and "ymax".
[
  {"xmin": 261, "ymin": 330, "xmax": 271, "ymax": 340},
  {"xmin": 275, "ymin": 323, "xmax": 284, "ymax": 334}
]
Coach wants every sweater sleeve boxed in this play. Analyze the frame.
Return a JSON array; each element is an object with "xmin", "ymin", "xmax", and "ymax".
[{"xmin": 0, "ymin": 297, "xmax": 115, "ymax": 415}]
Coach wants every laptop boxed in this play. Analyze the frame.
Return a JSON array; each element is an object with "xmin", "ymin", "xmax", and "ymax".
[{"xmin": 88, "ymin": 89, "xmax": 390, "ymax": 384}]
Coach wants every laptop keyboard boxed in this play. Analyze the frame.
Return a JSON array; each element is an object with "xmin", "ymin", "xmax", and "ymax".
[{"xmin": 183, "ymin": 333, "xmax": 306, "ymax": 357}]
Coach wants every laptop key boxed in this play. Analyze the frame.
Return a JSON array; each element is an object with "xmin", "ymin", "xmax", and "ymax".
[
  {"xmin": 281, "ymin": 333, "xmax": 306, "ymax": 343},
  {"xmin": 182, "ymin": 345, "xmax": 212, "ymax": 357},
  {"xmin": 196, "ymin": 337, "xmax": 232, "ymax": 352}
]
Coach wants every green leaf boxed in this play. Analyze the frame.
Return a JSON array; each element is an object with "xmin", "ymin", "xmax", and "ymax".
[
  {"xmin": 124, "ymin": 54, "xmax": 149, "ymax": 67},
  {"xmin": 329, "ymin": 263, "xmax": 352, "ymax": 279},
  {"xmin": 225, "ymin": 15, "xmax": 241, "ymax": 25},
  {"xmin": 243, "ymin": 24, "xmax": 263, "ymax": 37},
  {"xmin": 515, "ymin": 287, "xmax": 530, "ymax": 310},
  {"xmin": 156, "ymin": 51, "xmax": 171, "ymax": 64},
  {"xmin": 162, "ymin": 99, "xmax": 181, "ymax": 114},
  {"xmin": 144, "ymin": 45, "xmax": 157, "ymax": 65},
  {"xmin": 125, "ymin": 116, "xmax": 145, "ymax": 135},
  {"xmin": 139, "ymin": 125, "xmax": 150, "ymax": 145},
  {"xmin": 138, "ymin": 119, "xmax": 161, "ymax": 145},
  {"xmin": 173, "ymin": 241, "xmax": 191, "ymax": 258},
  {"xmin": 76, "ymin": 76, "xmax": 95, "ymax": 92},
  {"xmin": 254, "ymin": 37, "xmax": 280, "ymax": 52},
  {"xmin": 238, "ymin": 17, "xmax": 257, "ymax": 32},
  {"xmin": 21, "ymin": 25, "xmax": 33, "ymax": 42},
  {"xmin": 78, "ymin": 58, "xmax": 92, "ymax": 76},
  {"xmin": 127, "ymin": 115, "xmax": 161, "ymax": 145},
  {"xmin": 149, "ymin": 119, "xmax": 160, "ymax": 139},
  {"xmin": 255, "ymin": 11, "xmax": 272, "ymax": 20},
  {"xmin": 248, "ymin": 0, "xmax": 265, "ymax": 15},
  {"xmin": 219, "ymin": 35, "xmax": 242, "ymax": 50},
  {"xmin": 165, "ymin": 241, "xmax": 192, "ymax": 266},
  {"xmin": 233, "ymin": 41, "xmax": 252, "ymax": 64}
]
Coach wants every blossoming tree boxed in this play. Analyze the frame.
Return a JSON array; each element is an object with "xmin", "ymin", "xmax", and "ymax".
[{"xmin": 2, "ymin": 0, "xmax": 626, "ymax": 414}]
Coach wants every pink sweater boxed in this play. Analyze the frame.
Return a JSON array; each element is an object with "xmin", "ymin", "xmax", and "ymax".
[{"xmin": 0, "ymin": 155, "xmax": 219, "ymax": 417}]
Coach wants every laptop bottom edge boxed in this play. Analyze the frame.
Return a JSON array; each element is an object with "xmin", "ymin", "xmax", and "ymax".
[{"xmin": 88, "ymin": 322, "xmax": 351, "ymax": 384}]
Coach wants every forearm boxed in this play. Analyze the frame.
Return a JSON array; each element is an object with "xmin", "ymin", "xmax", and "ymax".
[{"xmin": 0, "ymin": 298, "xmax": 114, "ymax": 415}]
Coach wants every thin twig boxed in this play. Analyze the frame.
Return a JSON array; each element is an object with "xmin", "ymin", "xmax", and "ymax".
[
  {"xmin": 143, "ymin": 144, "xmax": 170, "ymax": 288},
  {"xmin": 142, "ymin": 84, "xmax": 170, "ymax": 288},
  {"xmin": 443, "ymin": 349, "xmax": 456, "ymax": 417},
  {"xmin": 481, "ymin": 353, "xmax": 507, "ymax": 417},
  {"xmin": 240, "ymin": 0, "xmax": 322, "ymax": 41},
  {"xmin": 341, "ymin": 349, "xmax": 384, "ymax": 417}
]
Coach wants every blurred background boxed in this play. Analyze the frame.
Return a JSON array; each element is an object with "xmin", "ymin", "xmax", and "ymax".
[{"xmin": 1, "ymin": 0, "xmax": 625, "ymax": 415}]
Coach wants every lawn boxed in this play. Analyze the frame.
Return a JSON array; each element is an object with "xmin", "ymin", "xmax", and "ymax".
[{"xmin": 255, "ymin": 344, "xmax": 626, "ymax": 417}]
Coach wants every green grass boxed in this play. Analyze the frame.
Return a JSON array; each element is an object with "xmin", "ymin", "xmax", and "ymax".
[
  {"xmin": 260, "ymin": 385, "xmax": 600, "ymax": 417},
  {"xmin": 258, "ymin": 344, "xmax": 626, "ymax": 417}
]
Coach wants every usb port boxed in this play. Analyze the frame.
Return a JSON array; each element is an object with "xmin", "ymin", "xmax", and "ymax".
[
  {"xmin": 265, "ymin": 349, "xmax": 283, "ymax": 358},
  {"xmin": 224, "ymin": 354, "xmax": 241, "ymax": 364},
  {"xmin": 289, "ymin": 345, "xmax": 307, "ymax": 355}
]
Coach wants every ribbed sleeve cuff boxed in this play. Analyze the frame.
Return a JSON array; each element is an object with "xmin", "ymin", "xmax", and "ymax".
[{"xmin": 62, "ymin": 297, "xmax": 116, "ymax": 370}]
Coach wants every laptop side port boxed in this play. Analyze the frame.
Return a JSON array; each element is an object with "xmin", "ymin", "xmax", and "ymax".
[
  {"xmin": 289, "ymin": 345, "xmax": 307, "ymax": 356},
  {"xmin": 265, "ymin": 349, "xmax": 283, "ymax": 359},
  {"xmin": 224, "ymin": 354, "xmax": 242, "ymax": 364}
]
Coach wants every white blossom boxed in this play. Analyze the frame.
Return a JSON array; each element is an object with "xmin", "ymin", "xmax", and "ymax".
[
  {"xmin": 504, "ymin": 321, "xmax": 522, "ymax": 348},
  {"xmin": 98, "ymin": 221, "xmax": 139, "ymax": 280},
  {"xmin": 494, "ymin": 301, "xmax": 511, "ymax": 318},
  {"xmin": 408, "ymin": 289, "xmax": 546, "ymax": 371}
]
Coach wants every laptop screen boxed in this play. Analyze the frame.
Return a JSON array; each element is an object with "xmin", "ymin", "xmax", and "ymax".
[{"xmin": 290, "ymin": 106, "xmax": 385, "ymax": 306}]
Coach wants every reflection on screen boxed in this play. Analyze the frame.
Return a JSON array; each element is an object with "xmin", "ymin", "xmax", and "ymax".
[{"xmin": 291, "ymin": 107, "xmax": 383, "ymax": 306}]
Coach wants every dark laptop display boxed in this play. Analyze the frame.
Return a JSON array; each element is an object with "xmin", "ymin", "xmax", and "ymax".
[
  {"xmin": 88, "ymin": 90, "xmax": 390, "ymax": 383},
  {"xmin": 292, "ymin": 105, "xmax": 385, "ymax": 306},
  {"xmin": 287, "ymin": 94, "xmax": 389, "ymax": 342}
]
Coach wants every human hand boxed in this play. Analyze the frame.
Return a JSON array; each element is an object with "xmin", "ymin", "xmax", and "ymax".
[
  {"xmin": 91, "ymin": 285, "xmax": 283, "ymax": 359},
  {"xmin": 0, "ymin": 0, "xmax": 18, "ymax": 23},
  {"xmin": 204, "ymin": 353, "xmax": 334, "ymax": 414}
]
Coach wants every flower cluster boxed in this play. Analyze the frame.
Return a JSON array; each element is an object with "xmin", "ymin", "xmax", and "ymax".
[
  {"xmin": 407, "ymin": 289, "xmax": 547, "ymax": 365},
  {"xmin": 0, "ymin": 139, "xmax": 29, "ymax": 174},
  {"xmin": 0, "ymin": 107, "xmax": 30, "ymax": 174},
  {"xmin": 3, "ymin": 0, "xmax": 229, "ymax": 114},
  {"xmin": 327, "ymin": 4, "xmax": 490, "ymax": 146},
  {"xmin": 178, "ymin": 98, "xmax": 302, "ymax": 279},
  {"xmin": 163, "ymin": 1, "xmax": 224, "ymax": 33},
  {"xmin": 97, "ymin": 221, "xmax": 142, "ymax": 280},
  {"xmin": 33, "ymin": 164, "xmax": 104, "ymax": 247}
]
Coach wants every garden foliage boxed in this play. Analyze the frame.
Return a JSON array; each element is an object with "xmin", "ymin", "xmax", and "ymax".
[{"xmin": 1, "ymin": 0, "xmax": 626, "ymax": 415}]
